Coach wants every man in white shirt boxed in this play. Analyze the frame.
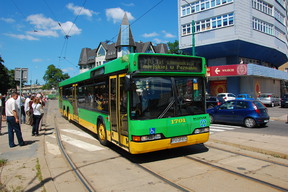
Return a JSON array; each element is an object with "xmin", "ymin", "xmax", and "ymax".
[{"xmin": 5, "ymin": 92, "xmax": 25, "ymax": 147}]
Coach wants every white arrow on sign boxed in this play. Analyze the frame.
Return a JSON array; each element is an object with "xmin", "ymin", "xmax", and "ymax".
[{"xmin": 215, "ymin": 68, "xmax": 220, "ymax": 74}]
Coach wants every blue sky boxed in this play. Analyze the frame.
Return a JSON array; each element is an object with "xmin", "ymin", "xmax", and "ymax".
[{"xmin": 0, "ymin": 0, "xmax": 178, "ymax": 85}]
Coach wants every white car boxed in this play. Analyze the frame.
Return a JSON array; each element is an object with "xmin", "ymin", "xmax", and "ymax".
[{"xmin": 217, "ymin": 93, "xmax": 236, "ymax": 101}]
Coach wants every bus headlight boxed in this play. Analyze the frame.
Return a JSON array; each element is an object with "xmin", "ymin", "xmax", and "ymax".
[
  {"xmin": 193, "ymin": 127, "xmax": 209, "ymax": 134},
  {"xmin": 132, "ymin": 134, "xmax": 162, "ymax": 142}
]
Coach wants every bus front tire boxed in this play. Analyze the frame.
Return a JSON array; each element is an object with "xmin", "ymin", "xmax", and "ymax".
[{"xmin": 97, "ymin": 122, "xmax": 109, "ymax": 146}]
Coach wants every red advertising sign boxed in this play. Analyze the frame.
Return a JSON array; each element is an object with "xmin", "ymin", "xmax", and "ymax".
[{"xmin": 207, "ymin": 64, "xmax": 247, "ymax": 77}]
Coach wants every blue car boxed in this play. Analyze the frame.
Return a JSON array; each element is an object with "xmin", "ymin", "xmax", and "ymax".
[
  {"xmin": 207, "ymin": 100, "xmax": 269, "ymax": 128},
  {"xmin": 236, "ymin": 94, "xmax": 254, "ymax": 100}
]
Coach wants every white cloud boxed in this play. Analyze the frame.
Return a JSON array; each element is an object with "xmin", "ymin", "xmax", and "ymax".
[
  {"xmin": 32, "ymin": 58, "xmax": 43, "ymax": 62},
  {"xmin": 162, "ymin": 30, "xmax": 175, "ymax": 38},
  {"xmin": 153, "ymin": 38, "xmax": 168, "ymax": 44},
  {"xmin": 142, "ymin": 32, "xmax": 159, "ymax": 38},
  {"xmin": 122, "ymin": 3, "xmax": 135, "ymax": 7},
  {"xmin": 0, "ymin": 17, "xmax": 15, "ymax": 23},
  {"xmin": 4, "ymin": 33, "xmax": 39, "ymax": 40},
  {"xmin": 26, "ymin": 14, "xmax": 81, "ymax": 37},
  {"xmin": 66, "ymin": 3, "xmax": 98, "ymax": 17},
  {"xmin": 105, "ymin": 8, "xmax": 134, "ymax": 23},
  {"xmin": 60, "ymin": 21, "xmax": 82, "ymax": 36},
  {"xmin": 62, "ymin": 67, "xmax": 75, "ymax": 73}
]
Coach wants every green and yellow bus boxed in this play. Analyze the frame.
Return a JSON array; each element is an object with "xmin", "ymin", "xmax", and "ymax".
[{"xmin": 58, "ymin": 53, "xmax": 209, "ymax": 154}]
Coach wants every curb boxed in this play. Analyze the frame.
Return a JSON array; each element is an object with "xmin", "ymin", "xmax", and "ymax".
[{"xmin": 209, "ymin": 138, "xmax": 288, "ymax": 159}]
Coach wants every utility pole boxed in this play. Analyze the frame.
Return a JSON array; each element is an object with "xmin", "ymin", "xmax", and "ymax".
[
  {"xmin": 15, "ymin": 68, "xmax": 28, "ymax": 124},
  {"xmin": 183, "ymin": 0, "xmax": 196, "ymax": 56}
]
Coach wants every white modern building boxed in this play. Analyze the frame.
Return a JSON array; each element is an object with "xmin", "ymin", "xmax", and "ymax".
[{"xmin": 178, "ymin": 0, "xmax": 288, "ymax": 97}]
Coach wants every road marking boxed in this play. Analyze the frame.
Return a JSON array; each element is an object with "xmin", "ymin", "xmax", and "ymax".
[
  {"xmin": 46, "ymin": 141, "xmax": 61, "ymax": 155},
  {"xmin": 61, "ymin": 135, "xmax": 103, "ymax": 151},
  {"xmin": 210, "ymin": 124, "xmax": 244, "ymax": 134},
  {"xmin": 61, "ymin": 129, "xmax": 96, "ymax": 140}
]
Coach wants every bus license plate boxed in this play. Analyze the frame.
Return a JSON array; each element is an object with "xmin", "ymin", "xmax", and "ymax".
[{"xmin": 171, "ymin": 136, "xmax": 187, "ymax": 144}]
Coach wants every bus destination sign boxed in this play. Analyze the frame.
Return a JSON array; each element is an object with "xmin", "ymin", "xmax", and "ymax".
[{"xmin": 138, "ymin": 55, "xmax": 202, "ymax": 72}]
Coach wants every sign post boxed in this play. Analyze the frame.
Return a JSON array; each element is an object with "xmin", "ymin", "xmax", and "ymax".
[{"xmin": 15, "ymin": 68, "xmax": 28, "ymax": 124}]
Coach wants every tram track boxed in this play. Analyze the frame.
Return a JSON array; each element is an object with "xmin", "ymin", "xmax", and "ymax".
[
  {"xmin": 54, "ymin": 115, "xmax": 96, "ymax": 192},
  {"xmin": 52, "ymin": 112, "xmax": 288, "ymax": 192},
  {"xmin": 184, "ymin": 155, "xmax": 288, "ymax": 192}
]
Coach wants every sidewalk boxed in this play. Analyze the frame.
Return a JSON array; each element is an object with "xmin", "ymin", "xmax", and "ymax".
[
  {"xmin": 0, "ymin": 106, "xmax": 287, "ymax": 191},
  {"xmin": 0, "ymin": 121, "xmax": 45, "ymax": 191}
]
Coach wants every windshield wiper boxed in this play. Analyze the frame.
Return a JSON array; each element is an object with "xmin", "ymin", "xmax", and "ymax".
[{"xmin": 158, "ymin": 98, "xmax": 175, "ymax": 119}]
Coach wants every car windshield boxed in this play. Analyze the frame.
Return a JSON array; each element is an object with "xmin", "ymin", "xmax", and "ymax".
[
  {"xmin": 130, "ymin": 76, "xmax": 205, "ymax": 120},
  {"xmin": 238, "ymin": 95, "xmax": 245, "ymax": 98}
]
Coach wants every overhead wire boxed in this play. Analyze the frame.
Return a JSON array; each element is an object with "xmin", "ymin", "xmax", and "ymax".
[
  {"xmin": 42, "ymin": 0, "xmax": 68, "ymax": 36},
  {"xmin": 10, "ymin": 0, "xmax": 38, "ymax": 32}
]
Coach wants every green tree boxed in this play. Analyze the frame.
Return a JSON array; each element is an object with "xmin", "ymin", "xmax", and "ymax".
[
  {"xmin": 167, "ymin": 40, "xmax": 182, "ymax": 54},
  {"xmin": 0, "ymin": 56, "xmax": 18, "ymax": 94},
  {"xmin": 43, "ymin": 64, "xmax": 70, "ymax": 89}
]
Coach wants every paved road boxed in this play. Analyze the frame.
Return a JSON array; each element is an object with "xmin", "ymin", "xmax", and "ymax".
[{"xmin": 0, "ymin": 100, "xmax": 287, "ymax": 192}]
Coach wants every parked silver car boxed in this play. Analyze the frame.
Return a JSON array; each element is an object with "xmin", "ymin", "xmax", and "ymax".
[{"xmin": 257, "ymin": 93, "xmax": 280, "ymax": 107}]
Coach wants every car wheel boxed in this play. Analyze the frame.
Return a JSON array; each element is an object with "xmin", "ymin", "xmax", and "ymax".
[
  {"xmin": 244, "ymin": 118, "xmax": 256, "ymax": 128},
  {"xmin": 209, "ymin": 115, "xmax": 214, "ymax": 124}
]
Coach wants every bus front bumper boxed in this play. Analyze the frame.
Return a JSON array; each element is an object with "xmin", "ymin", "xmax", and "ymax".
[{"xmin": 129, "ymin": 132, "xmax": 209, "ymax": 154}]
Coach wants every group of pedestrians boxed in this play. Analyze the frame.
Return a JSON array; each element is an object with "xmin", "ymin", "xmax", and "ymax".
[{"xmin": 0, "ymin": 92, "xmax": 46, "ymax": 148}]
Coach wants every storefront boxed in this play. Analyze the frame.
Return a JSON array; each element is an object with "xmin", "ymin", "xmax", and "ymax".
[{"xmin": 207, "ymin": 64, "xmax": 288, "ymax": 98}]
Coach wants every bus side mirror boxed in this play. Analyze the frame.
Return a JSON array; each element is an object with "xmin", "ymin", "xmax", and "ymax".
[{"xmin": 125, "ymin": 75, "xmax": 131, "ymax": 91}]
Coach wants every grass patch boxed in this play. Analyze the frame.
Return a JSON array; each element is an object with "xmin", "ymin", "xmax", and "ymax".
[{"xmin": 0, "ymin": 159, "xmax": 7, "ymax": 167}]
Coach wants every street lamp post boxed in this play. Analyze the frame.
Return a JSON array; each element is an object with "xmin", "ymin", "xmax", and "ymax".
[{"xmin": 183, "ymin": 0, "xmax": 196, "ymax": 56}]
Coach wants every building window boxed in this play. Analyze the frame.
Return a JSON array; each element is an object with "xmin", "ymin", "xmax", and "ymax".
[
  {"xmin": 97, "ymin": 46, "xmax": 106, "ymax": 57},
  {"xmin": 189, "ymin": 12, "xmax": 234, "ymax": 35},
  {"xmin": 181, "ymin": 0, "xmax": 233, "ymax": 17},
  {"xmin": 252, "ymin": 17, "xmax": 273, "ymax": 35},
  {"xmin": 182, "ymin": 24, "xmax": 191, "ymax": 35},
  {"xmin": 274, "ymin": 9, "xmax": 285, "ymax": 24},
  {"xmin": 252, "ymin": 0, "xmax": 273, "ymax": 16},
  {"xmin": 275, "ymin": 27, "xmax": 286, "ymax": 42}
]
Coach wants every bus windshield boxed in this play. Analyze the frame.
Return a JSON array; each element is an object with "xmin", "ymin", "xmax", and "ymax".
[{"xmin": 130, "ymin": 76, "xmax": 205, "ymax": 120}]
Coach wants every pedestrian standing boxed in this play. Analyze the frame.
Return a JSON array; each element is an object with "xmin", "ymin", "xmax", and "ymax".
[
  {"xmin": 0, "ymin": 93, "xmax": 2, "ymax": 135},
  {"xmin": 31, "ymin": 97, "xmax": 42, "ymax": 136},
  {"xmin": 5, "ymin": 92, "xmax": 26, "ymax": 147},
  {"xmin": 24, "ymin": 95, "xmax": 32, "ymax": 125}
]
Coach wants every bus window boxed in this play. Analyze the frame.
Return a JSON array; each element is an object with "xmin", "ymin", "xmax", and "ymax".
[{"xmin": 130, "ymin": 76, "xmax": 205, "ymax": 120}]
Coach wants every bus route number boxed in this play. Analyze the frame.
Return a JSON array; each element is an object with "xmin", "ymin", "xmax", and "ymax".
[{"xmin": 171, "ymin": 118, "xmax": 186, "ymax": 124}]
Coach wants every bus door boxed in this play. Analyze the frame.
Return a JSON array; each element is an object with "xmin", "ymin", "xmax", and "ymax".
[
  {"xmin": 72, "ymin": 84, "xmax": 79, "ymax": 122},
  {"xmin": 109, "ymin": 74, "xmax": 128, "ymax": 148}
]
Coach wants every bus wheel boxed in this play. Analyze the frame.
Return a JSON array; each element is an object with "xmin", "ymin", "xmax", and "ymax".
[{"xmin": 97, "ymin": 122, "xmax": 108, "ymax": 146}]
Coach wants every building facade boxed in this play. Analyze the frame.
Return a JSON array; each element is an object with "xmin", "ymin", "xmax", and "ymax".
[
  {"xmin": 178, "ymin": 0, "xmax": 288, "ymax": 97},
  {"xmin": 79, "ymin": 13, "xmax": 168, "ymax": 73}
]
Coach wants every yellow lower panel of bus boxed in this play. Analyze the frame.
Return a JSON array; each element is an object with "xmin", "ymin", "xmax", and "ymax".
[
  {"xmin": 129, "ymin": 133, "xmax": 209, "ymax": 154},
  {"xmin": 79, "ymin": 118, "xmax": 97, "ymax": 133}
]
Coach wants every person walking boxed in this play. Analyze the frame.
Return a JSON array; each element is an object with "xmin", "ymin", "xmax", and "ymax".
[
  {"xmin": 5, "ymin": 92, "xmax": 26, "ymax": 147},
  {"xmin": 31, "ymin": 97, "xmax": 42, "ymax": 136}
]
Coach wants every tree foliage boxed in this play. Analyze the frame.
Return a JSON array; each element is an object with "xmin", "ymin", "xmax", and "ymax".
[
  {"xmin": 43, "ymin": 64, "xmax": 70, "ymax": 89},
  {"xmin": 0, "ymin": 56, "xmax": 17, "ymax": 94},
  {"xmin": 167, "ymin": 40, "xmax": 182, "ymax": 54}
]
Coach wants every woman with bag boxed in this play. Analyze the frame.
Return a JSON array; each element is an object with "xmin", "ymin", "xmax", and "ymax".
[{"xmin": 31, "ymin": 97, "xmax": 42, "ymax": 136}]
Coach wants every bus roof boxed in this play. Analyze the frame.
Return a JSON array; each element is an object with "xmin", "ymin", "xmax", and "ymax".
[{"xmin": 59, "ymin": 53, "xmax": 206, "ymax": 87}]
